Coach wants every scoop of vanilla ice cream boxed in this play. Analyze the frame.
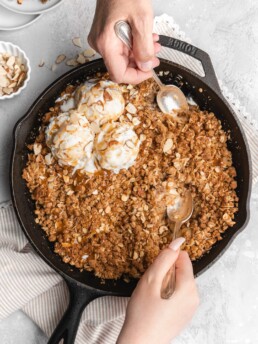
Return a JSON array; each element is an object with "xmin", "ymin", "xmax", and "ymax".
[
  {"xmin": 45, "ymin": 110, "xmax": 97, "ymax": 172},
  {"xmin": 95, "ymin": 122, "xmax": 140, "ymax": 173},
  {"xmin": 75, "ymin": 80, "xmax": 125, "ymax": 125}
]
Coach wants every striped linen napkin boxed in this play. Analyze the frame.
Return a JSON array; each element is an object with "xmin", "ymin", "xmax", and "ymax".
[{"xmin": 0, "ymin": 14, "xmax": 257, "ymax": 344}]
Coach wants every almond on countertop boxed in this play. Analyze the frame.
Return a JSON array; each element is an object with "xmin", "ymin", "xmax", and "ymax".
[
  {"xmin": 72, "ymin": 37, "xmax": 82, "ymax": 48},
  {"xmin": 55, "ymin": 54, "xmax": 66, "ymax": 64}
]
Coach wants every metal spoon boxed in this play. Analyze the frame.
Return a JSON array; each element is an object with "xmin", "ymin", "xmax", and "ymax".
[
  {"xmin": 114, "ymin": 20, "xmax": 189, "ymax": 115},
  {"xmin": 161, "ymin": 190, "xmax": 193, "ymax": 299}
]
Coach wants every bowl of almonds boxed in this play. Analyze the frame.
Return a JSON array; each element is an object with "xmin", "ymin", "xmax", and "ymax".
[{"xmin": 0, "ymin": 41, "xmax": 31, "ymax": 99}]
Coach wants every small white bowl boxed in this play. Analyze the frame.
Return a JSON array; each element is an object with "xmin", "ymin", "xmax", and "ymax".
[{"xmin": 0, "ymin": 41, "xmax": 31, "ymax": 100}]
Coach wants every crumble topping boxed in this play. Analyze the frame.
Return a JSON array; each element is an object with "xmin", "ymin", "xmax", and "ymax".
[{"xmin": 22, "ymin": 77, "xmax": 238, "ymax": 280}]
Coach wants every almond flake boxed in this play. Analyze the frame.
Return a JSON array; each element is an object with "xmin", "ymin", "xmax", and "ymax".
[
  {"xmin": 66, "ymin": 59, "xmax": 79, "ymax": 67},
  {"xmin": 33, "ymin": 143, "xmax": 42, "ymax": 155},
  {"xmin": 126, "ymin": 112, "xmax": 133, "ymax": 121},
  {"xmin": 9, "ymin": 82, "xmax": 17, "ymax": 88},
  {"xmin": 45, "ymin": 153, "xmax": 52, "ymax": 165},
  {"xmin": 7, "ymin": 56, "xmax": 15, "ymax": 68},
  {"xmin": 132, "ymin": 117, "xmax": 141, "ymax": 126},
  {"xmin": 126, "ymin": 103, "xmax": 137, "ymax": 114},
  {"xmin": 55, "ymin": 54, "xmax": 66, "ymax": 64},
  {"xmin": 72, "ymin": 37, "xmax": 82, "ymax": 48},
  {"xmin": 17, "ymin": 71, "xmax": 26, "ymax": 86},
  {"xmin": 163, "ymin": 138, "xmax": 173, "ymax": 153},
  {"xmin": 83, "ymin": 49, "xmax": 95, "ymax": 57},
  {"xmin": 3, "ymin": 87, "xmax": 13, "ymax": 95},
  {"xmin": 90, "ymin": 122, "xmax": 100, "ymax": 134},
  {"xmin": 0, "ymin": 66, "xmax": 6, "ymax": 75},
  {"xmin": 0, "ymin": 76, "xmax": 9, "ymax": 88},
  {"xmin": 77, "ymin": 54, "xmax": 86, "ymax": 64}
]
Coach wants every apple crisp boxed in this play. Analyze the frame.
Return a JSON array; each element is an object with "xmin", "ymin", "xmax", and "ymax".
[{"xmin": 22, "ymin": 77, "xmax": 238, "ymax": 279}]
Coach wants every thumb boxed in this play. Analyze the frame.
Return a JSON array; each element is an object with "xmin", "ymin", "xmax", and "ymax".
[
  {"xmin": 145, "ymin": 237, "xmax": 186, "ymax": 283},
  {"xmin": 130, "ymin": 18, "xmax": 155, "ymax": 72}
]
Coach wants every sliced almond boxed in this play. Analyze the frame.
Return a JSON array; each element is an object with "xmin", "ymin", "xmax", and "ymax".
[
  {"xmin": 66, "ymin": 59, "xmax": 79, "ymax": 67},
  {"xmin": 3, "ymin": 87, "xmax": 13, "ymax": 95},
  {"xmin": 103, "ymin": 89, "xmax": 113, "ymax": 101},
  {"xmin": 126, "ymin": 112, "xmax": 133, "ymax": 121},
  {"xmin": 126, "ymin": 102, "xmax": 137, "ymax": 114},
  {"xmin": 55, "ymin": 54, "xmax": 66, "ymax": 64},
  {"xmin": 77, "ymin": 54, "xmax": 86, "ymax": 64},
  {"xmin": 0, "ymin": 66, "xmax": 6, "ymax": 75},
  {"xmin": 45, "ymin": 153, "xmax": 53, "ymax": 165},
  {"xmin": 9, "ymin": 81, "xmax": 17, "ymax": 88},
  {"xmin": 13, "ymin": 71, "xmax": 21, "ymax": 81},
  {"xmin": 33, "ymin": 143, "xmax": 42, "ymax": 155},
  {"xmin": 163, "ymin": 138, "xmax": 173, "ymax": 153},
  {"xmin": 0, "ymin": 76, "xmax": 9, "ymax": 88},
  {"xmin": 125, "ymin": 140, "xmax": 135, "ymax": 149},
  {"xmin": 132, "ymin": 117, "xmax": 140, "ymax": 126},
  {"xmin": 90, "ymin": 121, "xmax": 100, "ymax": 134},
  {"xmin": 72, "ymin": 37, "xmax": 82, "ymax": 48},
  {"xmin": 7, "ymin": 56, "xmax": 15, "ymax": 68},
  {"xmin": 17, "ymin": 71, "xmax": 26, "ymax": 86},
  {"xmin": 83, "ymin": 48, "xmax": 95, "ymax": 57}
]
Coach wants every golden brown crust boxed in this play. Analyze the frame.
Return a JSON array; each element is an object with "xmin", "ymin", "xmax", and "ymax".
[{"xmin": 22, "ymin": 78, "xmax": 238, "ymax": 280}]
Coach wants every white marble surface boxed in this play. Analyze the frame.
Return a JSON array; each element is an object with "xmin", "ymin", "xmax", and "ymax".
[{"xmin": 0, "ymin": 0, "xmax": 258, "ymax": 343}]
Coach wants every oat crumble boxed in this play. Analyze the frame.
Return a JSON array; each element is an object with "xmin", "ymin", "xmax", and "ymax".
[{"xmin": 22, "ymin": 77, "xmax": 238, "ymax": 279}]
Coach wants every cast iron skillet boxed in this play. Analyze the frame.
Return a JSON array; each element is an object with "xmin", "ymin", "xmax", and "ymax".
[{"xmin": 11, "ymin": 36, "xmax": 251, "ymax": 344}]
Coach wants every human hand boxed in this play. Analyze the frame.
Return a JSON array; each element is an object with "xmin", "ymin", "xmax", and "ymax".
[
  {"xmin": 88, "ymin": 0, "xmax": 160, "ymax": 84},
  {"xmin": 117, "ymin": 238, "xmax": 199, "ymax": 344}
]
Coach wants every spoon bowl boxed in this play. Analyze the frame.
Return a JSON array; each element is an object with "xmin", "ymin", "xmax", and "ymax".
[
  {"xmin": 167, "ymin": 190, "xmax": 193, "ymax": 223},
  {"xmin": 156, "ymin": 84, "xmax": 189, "ymax": 115},
  {"xmin": 114, "ymin": 20, "xmax": 189, "ymax": 115},
  {"xmin": 161, "ymin": 190, "xmax": 193, "ymax": 299}
]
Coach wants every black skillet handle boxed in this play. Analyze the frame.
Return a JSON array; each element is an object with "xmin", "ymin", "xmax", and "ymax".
[
  {"xmin": 158, "ymin": 35, "xmax": 222, "ymax": 95},
  {"xmin": 48, "ymin": 277, "xmax": 107, "ymax": 344}
]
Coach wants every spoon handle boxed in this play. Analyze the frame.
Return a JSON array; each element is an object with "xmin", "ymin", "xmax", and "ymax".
[
  {"xmin": 114, "ymin": 20, "xmax": 132, "ymax": 49},
  {"xmin": 114, "ymin": 20, "xmax": 163, "ymax": 88},
  {"xmin": 161, "ymin": 221, "xmax": 182, "ymax": 299}
]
